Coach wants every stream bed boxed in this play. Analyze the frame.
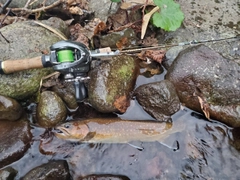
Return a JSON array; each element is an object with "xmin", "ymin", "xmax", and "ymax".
[{"xmin": 5, "ymin": 72, "xmax": 240, "ymax": 180}]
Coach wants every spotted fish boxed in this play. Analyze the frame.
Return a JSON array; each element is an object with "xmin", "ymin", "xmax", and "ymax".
[{"xmin": 53, "ymin": 118, "xmax": 183, "ymax": 144}]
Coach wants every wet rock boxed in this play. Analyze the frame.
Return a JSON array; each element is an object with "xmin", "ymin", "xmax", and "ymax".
[
  {"xmin": 0, "ymin": 167, "xmax": 18, "ymax": 180},
  {"xmin": 0, "ymin": 17, "xmax": 68, "ymax": 100},
  {"xmin": 162, "ymin": 46, "xmax": 184, "ymax": 70},
  {"xmin": 165, "ymin": 45, "xmax": 240, "ymax": 127},
  {"xmin": 0, "ymin": 118, "xmax": 32, "ymax": 168},
  {"xmin": 229, "ymin": 127, "xmax": 240, "ymax": 151},
  {"xmin": 157, "ymin": 0, "xmax": 239, "ymax": 60},
  {"xmin": 37, "ymin": 91, "xmax": 67, "ymax": 128},
  {"xmin": 52, "ymin": 82, "xmax": 78, "ymax": 110},
  {"xmin": 0, "ymin": 95, "xmax": 23, "ymax": 121},
  {"xmin": 94, "ymin": 28, "xmax": 138, "ymax": 49},
  {"xmin": 88, "ymin": 0, "xmax": 119, "ymax": 22},
  {"xmin": 22, "ymin": 160, "xmax": 71, "ymax": 180},
  {"xmin": 134, "ymin": 80, "xmax": 180, "ymax": 120},
  {"xmin": 79, "ymin": 174, "xmax": 130, "ymax": 180},
  {"xmin": 88, "ymin": 55, "xmax": 139, "ymax": 113}
]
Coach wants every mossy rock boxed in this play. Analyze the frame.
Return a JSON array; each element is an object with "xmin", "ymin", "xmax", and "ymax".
[
  {"xmin": 88, "ymin": 55, "xmax": 139, "ymax": 113},
  {"xmin": 0, "ymin": 18, "xmax": 68, "ymax": 100}
]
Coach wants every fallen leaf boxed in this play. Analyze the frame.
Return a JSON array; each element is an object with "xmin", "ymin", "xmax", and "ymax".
[
  {"xmin": 107, "ymin": 8, "xmax": 128, "ymax": 30},
  {"xmin": 94, "ymin": 21, "xmax": 107, "ymax": 35},
  {"xmin": 67, "ymin": 0, "xmax": 89, "ymax": 10},
  {"xmin": 69, "ymin": 6, "xmax": 83, "ymax": 15},
  {"xmin": 0, "ymin": 15, "xmax": 25, "ymax": 25},
  {"xmin": 138, "ymin": 49, "xmax": 166, "ymax": 63},
  {"xmin": 69, "ymin": 23, "xmax": 89, "ymax": 47},
  {"xmin": 197, "ymin": 96, "xmax": 210, "ymax": 120},
  {"xmin": 114, "ymin": 95, "xmax": 130, "ymax": 113},
  {"xmin": 120, "ymin": 0, "xmax": 154, "ymax": 9},
  {"xmin": 70, "ymin": 18, "xmax": 105, "ymax": 47},
  {"xmin": 141, "ymin": 6, "xmax": 159, "ymax": 39},
  {"xmin": 139, "ymin": 34, "xmax": 158, "ymax": 47},
  {"xmin": 116, "ymin": 37, "xmax": 129, "ymax": 50}
]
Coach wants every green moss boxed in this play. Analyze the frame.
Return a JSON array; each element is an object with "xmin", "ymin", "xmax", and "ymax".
[
  {"xmin": 117, "ymin": 64, "xmax": 133, "ymax": 80},
  {"xmin": 88, "ymin": 55, "xmax": 139, "ymax": 113}
]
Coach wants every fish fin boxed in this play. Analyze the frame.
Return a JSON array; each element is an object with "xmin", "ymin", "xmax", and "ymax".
[
  {"xmin": 127, "ymin": 142, "xmax": 144, "ymax": 151},
  {"xmin": 158, "ymin": 140, "xmax": 180, "ymax": 151},
  {"xmin": 83, "ymin": 132, "xmax": 96, "ymax": 141}
]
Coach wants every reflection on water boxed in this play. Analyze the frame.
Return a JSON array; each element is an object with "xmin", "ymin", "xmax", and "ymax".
[
  {"xmin": 6, "ymin": 106, "xmax": 240, "ymax": 179},
  {"xmin": 3, "ymin": 72, "xmax": 240, "ymax": 179}
]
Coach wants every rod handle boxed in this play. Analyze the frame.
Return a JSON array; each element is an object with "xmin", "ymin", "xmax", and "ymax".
[{"xmin": 0, "ymin": 56, "xmax": 44, "ymax": 74}]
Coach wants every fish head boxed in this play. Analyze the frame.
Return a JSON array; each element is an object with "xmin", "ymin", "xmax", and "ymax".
[{"xmin": 53, "ymin": 121, "xmax": 89, "ymax": 141}]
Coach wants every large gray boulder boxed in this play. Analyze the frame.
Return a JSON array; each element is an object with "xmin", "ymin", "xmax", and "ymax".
[
  {"xmin": 0, "ymin": 17, "xmax": 68, "ymax": 100},
  {"xmin": 165, "ymin": 45, "xmax": 240, "ymax": 127}
]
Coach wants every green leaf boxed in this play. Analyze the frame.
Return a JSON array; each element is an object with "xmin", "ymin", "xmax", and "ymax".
[
  {"xmin": 152, "ymin": 0, "xmax": 184, "ymax": 31},
  {"xmin": 111, "ymin": 0, "xmax": 121, "ymax": 2}
]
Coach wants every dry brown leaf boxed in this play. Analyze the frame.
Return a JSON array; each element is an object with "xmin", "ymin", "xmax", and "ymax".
[
  {"xmin": 120, "ymin": 0, "xmax": 154, "ymax": 9},
  {"xmin": 0, "ymin": 15, "xmax": 25, "ymax": 25},
  {"xmin": 138, "ymin": 49, "xmax": 166, "ymax": 63},
  {"xmin": 69, "ymin": 6, "xmax": 83, "ymax": 15},
  {"xmin": 66, "ymin": 0, "xmax": 89, "ymax": 10},
  {"xmin": 107, "ymin": 8, "xmax": 128, "ymax": 30},
  {"xmin": 114, "ymin": 95, "xmax": 130, "ymax": 113},
  {"xmin": 197, "ymin": 96, "xmax": 210, "ymax": 120},
  {"xmin": 141, "ymin": 6, "xmax": 159, "ymax": 39},
  {"xmin": 94, "ymin": 21, "xmax": 107, "ymax": 35},
  {"xmin": 139, "ymin": 34, "xmax": 158, "ymax": 47},
  {"xmin": 70, "ymin": 18, "xmax": 105, "ymax": 47},
  {"xmin": 116, "ymin": 37, "xmax": 128, "ymax": 50},
  {"xmin": 84, "ymin": 18, "xmax": 105, "ymax": 38}
]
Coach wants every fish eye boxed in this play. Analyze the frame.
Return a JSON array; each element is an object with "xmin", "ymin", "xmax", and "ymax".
[{"xmin": 64, "ymin": 124, "xmax": 70, "ymax": 128}]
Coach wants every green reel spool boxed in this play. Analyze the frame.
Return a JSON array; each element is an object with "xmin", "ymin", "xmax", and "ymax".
[{"xmin": 57, "ymin": 49, "xmax": 74, "ymax": 62}]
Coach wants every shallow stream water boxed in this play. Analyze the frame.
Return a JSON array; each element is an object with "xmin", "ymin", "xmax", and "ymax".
[{"xmin": 6, "ymin": 73, "xmax": 240, "ymax": 180}]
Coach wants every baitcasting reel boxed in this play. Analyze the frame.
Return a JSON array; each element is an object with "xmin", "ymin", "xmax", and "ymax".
[
  {"xmin": 43, "ymin": 41, "xmax": 91, "ymax": 102},
  {"xmin": 0, "ymin": 41, "xmax": 92, "ymax": 102},
  {"xmin": 0, "ymin": 40, "xmax": 118, "ymax": 101}
]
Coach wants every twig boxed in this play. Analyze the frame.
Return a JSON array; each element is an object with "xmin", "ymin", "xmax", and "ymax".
[
  {"xmin": 0, "ymin": 31, "xmax": 9, "ymax": 43},
  {"xmin": 0, "ymin": 9, "xmax": 11, "ymax": 27},
  {"xmin": 29, "ymin": 0, "xmax": 39, "ymax": 7},
  {"xmin": 24, "ymin": 0, "xmax": 32, "ymax": 8},
  {"xmin": 42, "ymin": 0, "xmax": 48, "ymax": 7},
  {"xmin": 142, "ymin": 0, "xmax": 148, "ymax": 15},
  {"xmin": 0, "ymin": 0, "xmax": 12, "ymax": 14},
  {"xmin": 7, "ymin": 0, "xmax": 62, "ymax": 14},
  {"xmin": 109, "ymin": 20, "xmax": 141, "ymax": 33},
  {"xmin": 33, "ymin": 21, "xmax": 67, "ymax": 40}
]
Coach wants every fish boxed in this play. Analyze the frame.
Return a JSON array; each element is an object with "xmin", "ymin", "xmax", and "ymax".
[{"xmin": 53, "ymin": 118, "xmax": 183, "ymax": 145}]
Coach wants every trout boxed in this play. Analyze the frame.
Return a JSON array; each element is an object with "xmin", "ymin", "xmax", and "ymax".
[{"xmin": 53, "ymin": 118, "xmax": 182, "ymax": 144}]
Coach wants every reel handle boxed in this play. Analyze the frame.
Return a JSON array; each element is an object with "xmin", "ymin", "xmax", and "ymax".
[
  {"xmin": 0, "ymin": 56, "xmax": 44, "ymax": 74},
  {"xmin": 74, "ymin": 81, "xmax": 88, "ymax": 102}
]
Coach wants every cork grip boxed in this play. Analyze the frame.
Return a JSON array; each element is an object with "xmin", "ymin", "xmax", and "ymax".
[{"xmin": 1, "ymin": 56, "xmax": 43, "ymax": 74}]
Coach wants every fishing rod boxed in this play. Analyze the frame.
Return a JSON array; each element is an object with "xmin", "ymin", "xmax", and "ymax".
[
  {"xmin": 0, "ymin": 35, "xmax": 239, "ymax": 101},
  {"xmin": 119, "ymin": 35, "xmax": 239, "ymax": 53}
]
